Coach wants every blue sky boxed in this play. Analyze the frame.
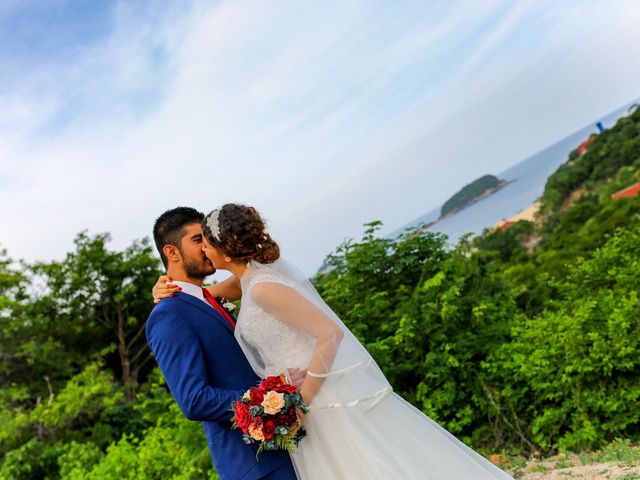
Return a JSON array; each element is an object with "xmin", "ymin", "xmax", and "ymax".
[{"xmin": 1, "ymin": 0, "xmax": 640, "ymax": 274}]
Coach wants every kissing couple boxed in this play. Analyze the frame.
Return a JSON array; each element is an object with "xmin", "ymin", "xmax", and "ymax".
[{"xmin": 146, "ymin": 204, "xmax": 513, "ymax": 480}]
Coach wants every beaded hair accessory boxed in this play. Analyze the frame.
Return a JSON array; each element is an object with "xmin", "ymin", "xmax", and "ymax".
[{"xmin": 206, "ymin": 209, "xmax": 221, "ymax": 240}]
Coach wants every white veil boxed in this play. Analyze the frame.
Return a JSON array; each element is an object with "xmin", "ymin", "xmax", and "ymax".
[
  {"xmin": 236, "ymin": 259, "xmax": 392, "ymax": 412},
  {"xmin": 234, "ymin": 260, "xmax": 515, "ymax": 480}
]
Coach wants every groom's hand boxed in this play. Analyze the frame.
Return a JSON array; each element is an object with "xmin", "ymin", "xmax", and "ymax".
[{"xmin": 287, "ymin": 368, "xmax": 307, "ymax": 389}]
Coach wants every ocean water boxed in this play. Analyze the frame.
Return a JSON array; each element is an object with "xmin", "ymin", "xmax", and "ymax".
[{"xmin": 394, "ymin": 100, "xmax": 638, "ymax": 243}]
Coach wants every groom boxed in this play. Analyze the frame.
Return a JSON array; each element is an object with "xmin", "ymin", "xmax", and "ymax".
[{"xmin": 146, "ymin": 207, "xmax": 298, "ymax": 480}]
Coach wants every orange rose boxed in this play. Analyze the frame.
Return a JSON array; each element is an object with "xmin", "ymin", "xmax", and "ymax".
[
  {"xmin": 248, "ymin": 417, "xmax": 265, "ymax": 441},
  {"xmin": 261, "ymin": 391, "xmax": 286, "ymax": 415}
]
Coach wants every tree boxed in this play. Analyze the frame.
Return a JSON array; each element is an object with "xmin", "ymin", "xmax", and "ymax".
[
  {"xmin": 35, "ymin": 232, "xmax": 162, "ymax": 399},
  {"xmin": 314, "ymin": 224, "xmax": 519, "ymax": 448}
]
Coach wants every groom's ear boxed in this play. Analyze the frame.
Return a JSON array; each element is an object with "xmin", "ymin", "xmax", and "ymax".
[{"xmin": 163, "ymin": 245, "xmax": 180, "ymax": 264}]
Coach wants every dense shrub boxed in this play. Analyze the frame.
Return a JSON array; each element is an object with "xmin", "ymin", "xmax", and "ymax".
[{"xmin": 488, "ymin": 224, "xmax": 640, "ymax": 451}]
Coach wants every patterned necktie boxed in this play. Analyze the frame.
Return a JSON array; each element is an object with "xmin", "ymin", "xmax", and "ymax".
[{"xmin": 202, "ymin": 288, "xmax": 236, "ymax": 329}]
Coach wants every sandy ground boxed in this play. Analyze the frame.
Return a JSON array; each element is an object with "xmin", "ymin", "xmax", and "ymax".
[
  {"xmin": 498, "ymin": 450, "xmax": 640, "ymax": 480},
  {"xmin": 559, "ymin": 187, "xmax": 587, "ymax": 212},
  {"xmin": 511, "ymin": 461, "xmax": 640, "ymax": 479},
  {"xmin": 495, "ymin": 201, "xmax": 542, "ymax": 229}
]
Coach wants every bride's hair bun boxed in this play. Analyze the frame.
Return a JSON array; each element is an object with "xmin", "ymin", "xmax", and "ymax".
[{"xmin": 203, "ymin": 204, "xmax": 280, "ymax": 264}]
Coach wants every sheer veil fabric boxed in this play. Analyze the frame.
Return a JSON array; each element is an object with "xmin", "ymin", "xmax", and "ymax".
[{"xmin": 235, "ymin": 259, "xmax": 513, "ymax": 480}]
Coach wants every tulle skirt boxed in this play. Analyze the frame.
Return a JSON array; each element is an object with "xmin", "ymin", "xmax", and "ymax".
[{"xmin": 290, "ymin": 392, "xmax": 513, "ymax": 480}]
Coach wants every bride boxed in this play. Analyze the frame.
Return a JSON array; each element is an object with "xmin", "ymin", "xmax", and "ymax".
[{"xmin": 157, "ymin": 203, "xmax": 513, "ymax": 480}]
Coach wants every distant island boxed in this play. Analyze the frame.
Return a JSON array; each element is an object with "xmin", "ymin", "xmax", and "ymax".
[{"xmin": 440, "ymin": 174, "xmax": 508, "ymax": 218}]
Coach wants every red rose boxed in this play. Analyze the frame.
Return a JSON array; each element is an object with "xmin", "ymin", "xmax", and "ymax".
[
  {"xmin": 286, "ymin": 406, "xmax": 298, "ymax": 421},
  {"xmin": 275, "ymin": 384, "xmax": 298, "ymax": 394},
  {"xmin": 273, "ymin": 415, "xmax": 285, "ymax": 426},
  {"xmin": 261, "ymin": 375, "xmax": 285, "ymax": 391},
  {"xmin": 274, "ymin": 406, "xmax": 298, "ymax": 426},
  {"xmin": 234, "ymin": 402, "xmax": 251, "ymax": 431},
  {"xmin": 249, "ymin": 386, "xmax": 265, "ymax": 405},
  {"xmin": 263, "ymin": 420, "xmax": 276, "ymax": 440}
]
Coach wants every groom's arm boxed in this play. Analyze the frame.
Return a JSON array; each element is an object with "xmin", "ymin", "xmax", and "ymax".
[{"xmin": 146, "ymin": 309, "xmax": 244, "ymax": 423}]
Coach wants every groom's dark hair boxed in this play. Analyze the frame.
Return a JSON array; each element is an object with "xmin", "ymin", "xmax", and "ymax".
[{"xmin": 153, "ymin": 207, "xmax": 205, "ymax": 268}]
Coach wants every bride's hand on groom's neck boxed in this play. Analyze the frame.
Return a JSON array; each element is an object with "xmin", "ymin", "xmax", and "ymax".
[{"xmin": 152, "ymin": 275, "xmax": 181, "ymax": 304}]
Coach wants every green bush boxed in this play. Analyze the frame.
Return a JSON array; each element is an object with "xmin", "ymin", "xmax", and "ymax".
[
  {"xmin": 0, "ymin": 439, "xmax": 64, "ymax": 480},
  {"xmin": 58, "ymin": 442, "xmax": 104, "ymax": 480},
  {"xmin": 73, "ymin": 404, "xmax": 216, "ymax": 479},
  {"xmin": 489, "ymin": 224, "xmax": 640, "ymax": 451},
  {"xmin": 316, "ymin": 225, "xmax": 518, "ymax": 446}
]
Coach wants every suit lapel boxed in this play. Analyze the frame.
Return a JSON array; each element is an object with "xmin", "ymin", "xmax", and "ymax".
[{"xmin": 174, "ymin": 292, "xmax": 235, "ymax": 335}]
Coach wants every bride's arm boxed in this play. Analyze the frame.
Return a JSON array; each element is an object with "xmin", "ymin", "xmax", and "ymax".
[
  {"xmin": 204, "ymin": 276, "xmax": 242, "ymax": 301},
  {"xmin": 151, "ymin": 276, "xmax": 241, "ymax": 304},
  {"xmin": 251, "ymin": 283, "xmax": 344, "ymax": 404}
]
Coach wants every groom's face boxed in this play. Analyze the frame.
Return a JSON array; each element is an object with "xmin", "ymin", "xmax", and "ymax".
[{"xmin": 178, "ymin": 223, "xmax": 216, "ymax": 279}]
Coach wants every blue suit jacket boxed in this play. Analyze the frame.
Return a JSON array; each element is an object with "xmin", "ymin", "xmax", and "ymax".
[{"xmin": 146, "ymin": 291, "xmax": 294, "ymax": 480}]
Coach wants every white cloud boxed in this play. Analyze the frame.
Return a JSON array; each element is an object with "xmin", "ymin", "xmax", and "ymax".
[{"xmin": 1, "ymin": 0, "xmax": 640, "ymax": 276}]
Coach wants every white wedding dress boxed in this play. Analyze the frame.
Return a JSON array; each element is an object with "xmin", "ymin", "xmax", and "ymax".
[{"xmin": 236, "ymin": 259, "xmax": 513, "ymax": 480}]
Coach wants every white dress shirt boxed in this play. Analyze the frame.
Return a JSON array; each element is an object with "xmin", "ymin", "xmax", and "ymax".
[{"xmin": 171, "ymin": 281, "xmax": 214, "ymax": 309}]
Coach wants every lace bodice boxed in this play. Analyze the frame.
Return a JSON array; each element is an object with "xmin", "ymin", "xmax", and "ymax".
[
  {"xmin": 236, "ymin": 261, "xmax": 315, "ymax": 376},
  {"xmin": 234, "ymin": 259, "xmax": 392, "ymax": 411}
]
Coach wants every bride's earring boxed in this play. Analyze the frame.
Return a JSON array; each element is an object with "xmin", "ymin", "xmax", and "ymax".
[{"xmin": 225, "ymin": 257, "xmax": 231, "ymax": 263}]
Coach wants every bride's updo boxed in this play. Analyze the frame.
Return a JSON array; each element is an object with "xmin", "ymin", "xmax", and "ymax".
[{"xmin": 202, "ymin": 204, "xmax": 280, "ymax": 264}]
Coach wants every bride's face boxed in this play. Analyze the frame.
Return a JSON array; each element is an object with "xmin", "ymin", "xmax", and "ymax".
[{"xmin": 202, "ymin": 237, "xmax": 228, "ymax": 270}]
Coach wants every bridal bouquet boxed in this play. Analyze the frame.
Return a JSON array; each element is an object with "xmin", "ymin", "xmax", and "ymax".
[{"xmin": 231, "ymin": 374, "xmax": 308, "ymax": 456}]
